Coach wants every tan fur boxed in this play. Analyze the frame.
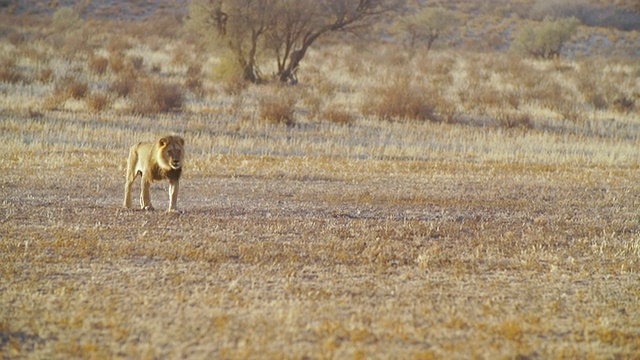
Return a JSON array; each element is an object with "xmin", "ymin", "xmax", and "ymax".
[{"xmin": 123, "ymin": 135, "xmax": 185, "ymax": 212}]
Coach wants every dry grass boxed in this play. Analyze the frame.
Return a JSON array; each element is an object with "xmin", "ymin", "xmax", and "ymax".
[
  {"xmin": 1, "ymin": 3, "xmax": 640, "ymax": 359},
  {"xmin": 1, "ymin": 110, "xmax": 639, "ymax": 359}
]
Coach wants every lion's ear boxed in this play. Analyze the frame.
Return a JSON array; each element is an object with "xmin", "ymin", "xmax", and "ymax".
[{"xmin": 159, "ymin": 137, "xmax": 168, "ymax": 147}]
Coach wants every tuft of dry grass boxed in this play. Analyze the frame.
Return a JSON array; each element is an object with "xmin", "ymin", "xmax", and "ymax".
[{"xmin": 88, "ymin": 55, "xmax": 109, "ymax": 76}]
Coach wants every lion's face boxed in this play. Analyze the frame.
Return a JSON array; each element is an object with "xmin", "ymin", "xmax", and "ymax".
[{"xmin": 158, "ymin": 136, "xmax": 184, "ymax": 170}]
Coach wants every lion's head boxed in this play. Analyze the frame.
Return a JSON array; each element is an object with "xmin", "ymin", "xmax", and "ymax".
[{"xmin": 157, "ymin": 135, "xmax": 184, "ymax": 170}]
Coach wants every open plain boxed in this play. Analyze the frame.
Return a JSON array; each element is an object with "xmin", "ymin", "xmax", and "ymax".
[
  {"xmin": 2, "ymin": 112, "xmax": 639, "ymax": 359},
  {"xmin": 2, "ymin": 1, "xmax": 640, "ymax": 358}
]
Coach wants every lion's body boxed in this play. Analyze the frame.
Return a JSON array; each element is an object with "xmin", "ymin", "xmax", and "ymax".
[{"xmin": 123, "ymin": 135, "xmax": 184, "ymax": 212}]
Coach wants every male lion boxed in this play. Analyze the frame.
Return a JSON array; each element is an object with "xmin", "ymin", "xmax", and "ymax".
[{"xmin": 123, "ymin": 135, "xmax": 184, "ymax": 212}]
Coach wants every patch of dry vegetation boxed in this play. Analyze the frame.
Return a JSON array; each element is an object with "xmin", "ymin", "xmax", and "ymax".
[{"xmin": 1, "ymin": 1, "xmax": 640, "ymax": 359}]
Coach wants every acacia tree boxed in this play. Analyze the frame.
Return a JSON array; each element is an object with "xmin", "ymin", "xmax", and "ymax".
[{"xmin": 188, "ymin": 0, "xmax": 402, "ymax": 84}]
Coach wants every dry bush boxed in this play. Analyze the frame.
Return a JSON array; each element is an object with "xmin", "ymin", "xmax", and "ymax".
[
  {"xmin": 52, "ymin": 7, "xmax": 81, "ymax": 33},
  {"xmin": 0, "ymin": 60, "xmax": 26, "ymax": 84},
  {"xmin": 496, "ymin": 110, "xmax": 533, "ymax": 129},
  {"xmin": 42, "ymin": 93, "xmax": 67, "ymax": 110},
  {"xmin": 7, "ymin": 31, "xmax": 27, "ymax": 46},
  {"xmin": 150, "ymin": 62, "xmax": 162, "ymax": 73},
  {"xmin": 432, "ymin": 94, "xmax": 459, "ymax": 123},
  {"xmin": 185, "ymin": 64, "xmax": 204, "ymax": 97},
  {"xmin": 222, "ymin": 74, "xmax": 249, "ymax": 96},
  {"xmin": 109, "ymin": 70, "xmax": 138, "ymax": 98},
  {"xmin": 322, "ymin": 108, "xmax": 354, "ymax": 125},
  {"xmin": 363, "ymin": 75, "xmax": 436, "ymax": 122},
  {"xmin": 128, "ymin": 78, "xmax": 184, "ymax": 114},
  {"xmin": 258, "ymin": 88, "xmax": 297, "ymax": 126},
  {"xmin": 300, "ymin": 91, "xmax": 324, "ymax": 119},
  {"xmin": 107, "ymin": 37, "xmax": 133, "ymax": 54},
  {"xmin": 108, "ymin": 53, "xmax": 126, "ymax": 73},
  {"xmin": 130, "ymin": 56, "xmax": 144, "ymax": 71},
  {"xmin": 612, "ymin": 96, "xmax": 635, "ymax": 114},
  {"xmin": 88, "ymin": 56, "xmax": 109, "ymax": 76},
  {"xmin": 57, "ymin": 75, "xmax": 90, "ymax": 100},
  {"xmin": 37, "ymin": 68, "xmax": 54, "ymax": 84},
  {"xmin": 85, "ymin": 92, "xmax": 112, "ymax": 112}
]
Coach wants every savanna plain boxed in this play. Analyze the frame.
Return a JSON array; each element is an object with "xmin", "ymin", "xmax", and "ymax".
[{"xmin": 2, "ymin": 1, "xmax": 640, "ymax": 359}]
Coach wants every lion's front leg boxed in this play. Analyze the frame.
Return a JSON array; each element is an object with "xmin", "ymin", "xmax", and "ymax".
[
  {"xmin": 124, "ymin": 177, "xmax": 135, "ymax": 209},
  {"xmin": 123, "ymin": 147, "xmax": 138, "ymax": 209},
  {"xmin": 168, "ymin": 179, "xmax": 179, "ymax": 212},
  {"xmin": 140, "ymin": 177, "xmax": 154, "ymax": 211}
]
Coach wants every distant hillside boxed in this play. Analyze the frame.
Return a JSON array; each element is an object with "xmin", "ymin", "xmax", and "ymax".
[
  {"xmin": 1, "ymin": 0, "xmax": 638, "ymax": 57},
  {"xmin": 1, "ymin": 0, "xmax": 188, "ymax": 20}
]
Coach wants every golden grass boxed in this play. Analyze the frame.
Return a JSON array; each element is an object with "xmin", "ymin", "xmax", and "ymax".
[
  {"xmin": 2, "ymin": 110, "xmax": 640, "ymax": 358},
  {"xmin": 1, "ymin": 6, "xmax": 640, "ymax": 359}
]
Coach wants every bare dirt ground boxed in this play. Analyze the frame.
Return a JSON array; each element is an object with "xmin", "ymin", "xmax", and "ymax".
[{"xmin": 2, "ymin": 136, "xmax": 639, "ymax": 358}]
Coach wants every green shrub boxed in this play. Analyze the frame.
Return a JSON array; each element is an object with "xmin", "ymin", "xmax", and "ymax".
[{"xmin": 511, "ymin": 17, "xmax": 579, "ymax": 59}]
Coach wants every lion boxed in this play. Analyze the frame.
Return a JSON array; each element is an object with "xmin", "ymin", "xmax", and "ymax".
[{"xmin": 123, "ymin": 135, "xmax": 185, "ymax": 212}]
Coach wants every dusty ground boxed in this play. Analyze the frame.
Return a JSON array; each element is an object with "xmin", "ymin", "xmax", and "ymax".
[{"xmin": 2, "ymin": 121, "xmax": 639, "ymax": 358}]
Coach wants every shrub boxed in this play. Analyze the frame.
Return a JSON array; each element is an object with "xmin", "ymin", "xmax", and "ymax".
[
  {"xmin": 109, "ymin": 70, "xmax": 138, "ymax": 98},
  {"xmin": 38, "ymin": 68, "xmax": 54, "ymax": 83},
  {"xmin": 363, "ymin": 76, "xmax": 436, "ymax": 121},
  {"xmin": 88, "ymin": 56, "xmax": 109, "ymax": 75},
  {"xmin": 0, "ymin": 60, "xmax": 25, "ymax": 84},
  {"xmin": 511, "ymin": 17, "xmax": 579, "ymax": 59},
  {"xmin": 185, "ymin": 64, "xmax": 204, "ymax": 97},
  {"xmin": 322, "ymin": 108, "xmax": 354, "ymax": 125},
  {"xmin": 129, "ymin": 78, "xmax": 184, "ymax": 114},
  {"xmin": 57, "ymin": 75, "xmax": 89, "ymax": 100},
  {"xmin": 130, "ymin": 56, "xmax": 144, "ymax": 70},
  {"xmin": 496, "ymin": 110, "xmax": 533, "ymax": 129},
  {"xmin": 108, "ymin": 53, "xmax": 126, "ymax": 73},
  {"xmin": 52, "ymin": 7, "xmax": 81, "ymax": 33},
  {"xmin": 86, "ymin": 92, "xmax": 111, "ymax": 112},
  {"xmin": 258, "ymin": 89, "xmax": 297, "ymax": 126}
]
